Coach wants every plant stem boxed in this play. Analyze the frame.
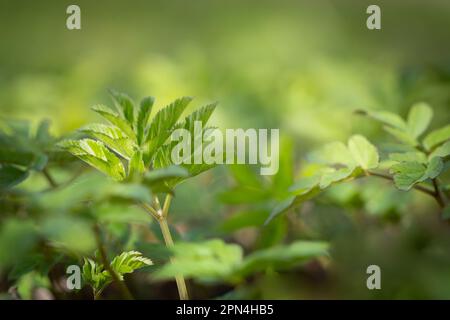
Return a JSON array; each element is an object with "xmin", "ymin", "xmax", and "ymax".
[
  {"xmin": 367, "ymin": 171, "xmax": 444, "ymax": 207},
  {"xmin": 93, "ymin": 224, "xmax": 134, "ymax": 300},
  {"xmin": 158, "ymin": 218, "xmax": 189, "ymax": 300},
  {"xmin": 432, "ymin": 178, "xmax": 446, "ymax": 208},
  {"xmin": 142, "ymin": 195, "xmax": 189, "ymax": 300},
  {"xmin": 42, "ymin": 168, "xmax": 57, "ymax": 188}
]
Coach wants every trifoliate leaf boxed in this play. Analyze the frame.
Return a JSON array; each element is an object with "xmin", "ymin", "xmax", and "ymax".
[{"xmin": 348, "ymin": 135, "xmax": 379, "ymax": 170}]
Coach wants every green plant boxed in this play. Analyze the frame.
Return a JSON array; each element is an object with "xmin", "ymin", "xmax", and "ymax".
[
  {"xmin": 58, "ymin": 90, "xmax": 219, "ymax": 299},
  {"xmin": 267, "ymin": 102, "xmax": 450, "ymax": 223},
  {"xmin": 82, "ymin": 250, "xmax": 152, "ymax": 299}
]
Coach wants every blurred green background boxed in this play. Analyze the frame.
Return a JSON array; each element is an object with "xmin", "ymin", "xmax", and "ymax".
[{"xmin": 1, "ymin": 0, "xmax": 450, "ymax": 299}]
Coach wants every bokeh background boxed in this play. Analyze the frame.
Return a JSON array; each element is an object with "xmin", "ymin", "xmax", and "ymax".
[{"xmin": 1, "ymin": 0, "xmax": 450, "ymax": 299}]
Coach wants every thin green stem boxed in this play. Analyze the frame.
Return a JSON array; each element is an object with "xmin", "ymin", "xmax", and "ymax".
[
  {"xmin": 42, "ymin": 168, "xmax": 57, "ymax": 188},
  {"xmin": 158, "ymin": 218, "xmax": 189, "ymax": 300},
  {"xmin": 141, "ymin": 195, "xmax": 189, "ymax": 300}
]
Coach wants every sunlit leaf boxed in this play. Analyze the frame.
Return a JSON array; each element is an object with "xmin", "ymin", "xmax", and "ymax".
[
  {"xmin": 347, "ymin": 135, "xmax": 379, "ymax": 170},
  {"xmin": 406, "ymin": 102, "xmax": 433, "ymax": 139}
]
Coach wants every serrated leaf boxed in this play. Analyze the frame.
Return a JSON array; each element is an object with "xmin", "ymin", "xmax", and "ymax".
[
  {"xmin": 91, "ymin": 104, "xmax": 136, "ymax": 141},
  {"xmin": 390, "ymin": 161, "xmax": 426, "ymax": 191},
  {"xmin": 127, "ymin": 150, "xmax": 145, "ymax": 180},
  {"xmin": 407, "ymin": 102, "xmax": 433, "ymax": 139},
  {"xmin": 348, "ymin": 135, "xmax": 379, "ymax": 170},
  {"xmin": 109, "ymin": 90, "xmax": 136, "ymax": 126},
  {"xmin": 423, "ymin": 124, "xmax": 450, "ymax": 151},
  {"xmin": 175, "ymin": 103, "xmax": 217, "ymax": 133},
  {"xmin": 82, "ymin": 258, "xmax": 111, "ymax": 292},
  {"xmin": 145, "ymin": 96, "xmax": 192, "ymax": 155},
  {"xmin": 136, "ymin": 96, "xmax": 155, "ymax": 145},
  {"xmin": 356, "ymin": 109, "xmax": 407, "ymax": 130},
  {"xmin": 79, "ymin": 123, "xmax": 135, "ymax": 159},
  {"xmin": 110, "ymin": 251, "xmax": 153, "ymax": 280},
  {"xmin": 58, "ymin": 139, "xmax": 126, "ymax": 181}
]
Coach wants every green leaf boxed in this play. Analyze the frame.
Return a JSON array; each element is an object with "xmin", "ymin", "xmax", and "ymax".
[
  {"xmin": 79, "ymin": 123, "xmax": 136, "ymax": 159},
  {"xmin": 109, "ymin": 90, "xmax": 136, "ymax": 126},
  {"xmin": 143, "ymin": 165, "xmax": 189, "ymax": 192},
  {"xmin": 288, "ymin": 175, "xmax": 321, "ymax": 194},
  {"xmin": 356, "ymin": 109, "xmax": 407, "ymax": 130},
  {"xmin": 91, "ymin": 104, "xmax": 136, "ymax": 141},
  {"xmin": 144, "ymin": 165, "xmax": 189, "ymax": 183},
  {"xmin": 424, "ymin": 157, "xmax": 443, "ymax": 180},
  {"xmin": 136, "ymin": 96, "xmax": 155, "ymax": 145},
  {"xmin": 407, "ymin": 102, "xmax": 433, "ymax": 139},
  {"xmin": 102, "ymin": 182, "xmax": 152, "ymax": 203},
  {"xmin": 0, "ymin": 165, "xmax": 29, "ymax": 189},
  {"xmin": 0, "ymin": 148, "xmax": 35, "ymax": 166},
  {"xmin": 110, "ymin": 251, "xmax": 153, "ymax": 280},
  {"xmin": 128, "ymin": 150, "xmax": 146, "ymax": 179},
  {"xmin": 390, "ymin": 161, "xmax": 426, "ymax": 191},
  {"xmin": 429, "ymin": 141, "xmax": 450, "ymax": 159},
  {"xmin": 145, "ymin": 97, "xmax": 192, "ymax": 155},
  {"xmin": 319, "ymin": 167, "xmax": 355, "ymax": 189},
  {"xmin": 389, "ymin": 152, "xmax": 427, "ymax": 164},
  {"xmin": 82, "ymin": 258, "xmax": 111, "ymax": 292},
  {"xmin": 423, "ymin": 124, "xmax": 450, "ymax": 151},
  {"xmin": 58, "ymin": 139, "xmax": 126, "ymax": 181},
  {"xmin": 219, "ymin": 210, "xmax": 268, "ymax": 233},
  {"xmin": 383, "ymin": 126, "xmax": 418, "ymax": 146},
  {"xmin": 308, "ymin": 141, "xmax": 355, "ymax": 167},
  {"xmin": 234, "ymin": 241, "xmax": 328, "ymax": 279},
  {"xmin": 347, "ymin": 134, "xmax": 379, "ymax": 170},
  {"xmin": 176, "ymin": 102, "xmax": 217, "ymax": 133}
]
